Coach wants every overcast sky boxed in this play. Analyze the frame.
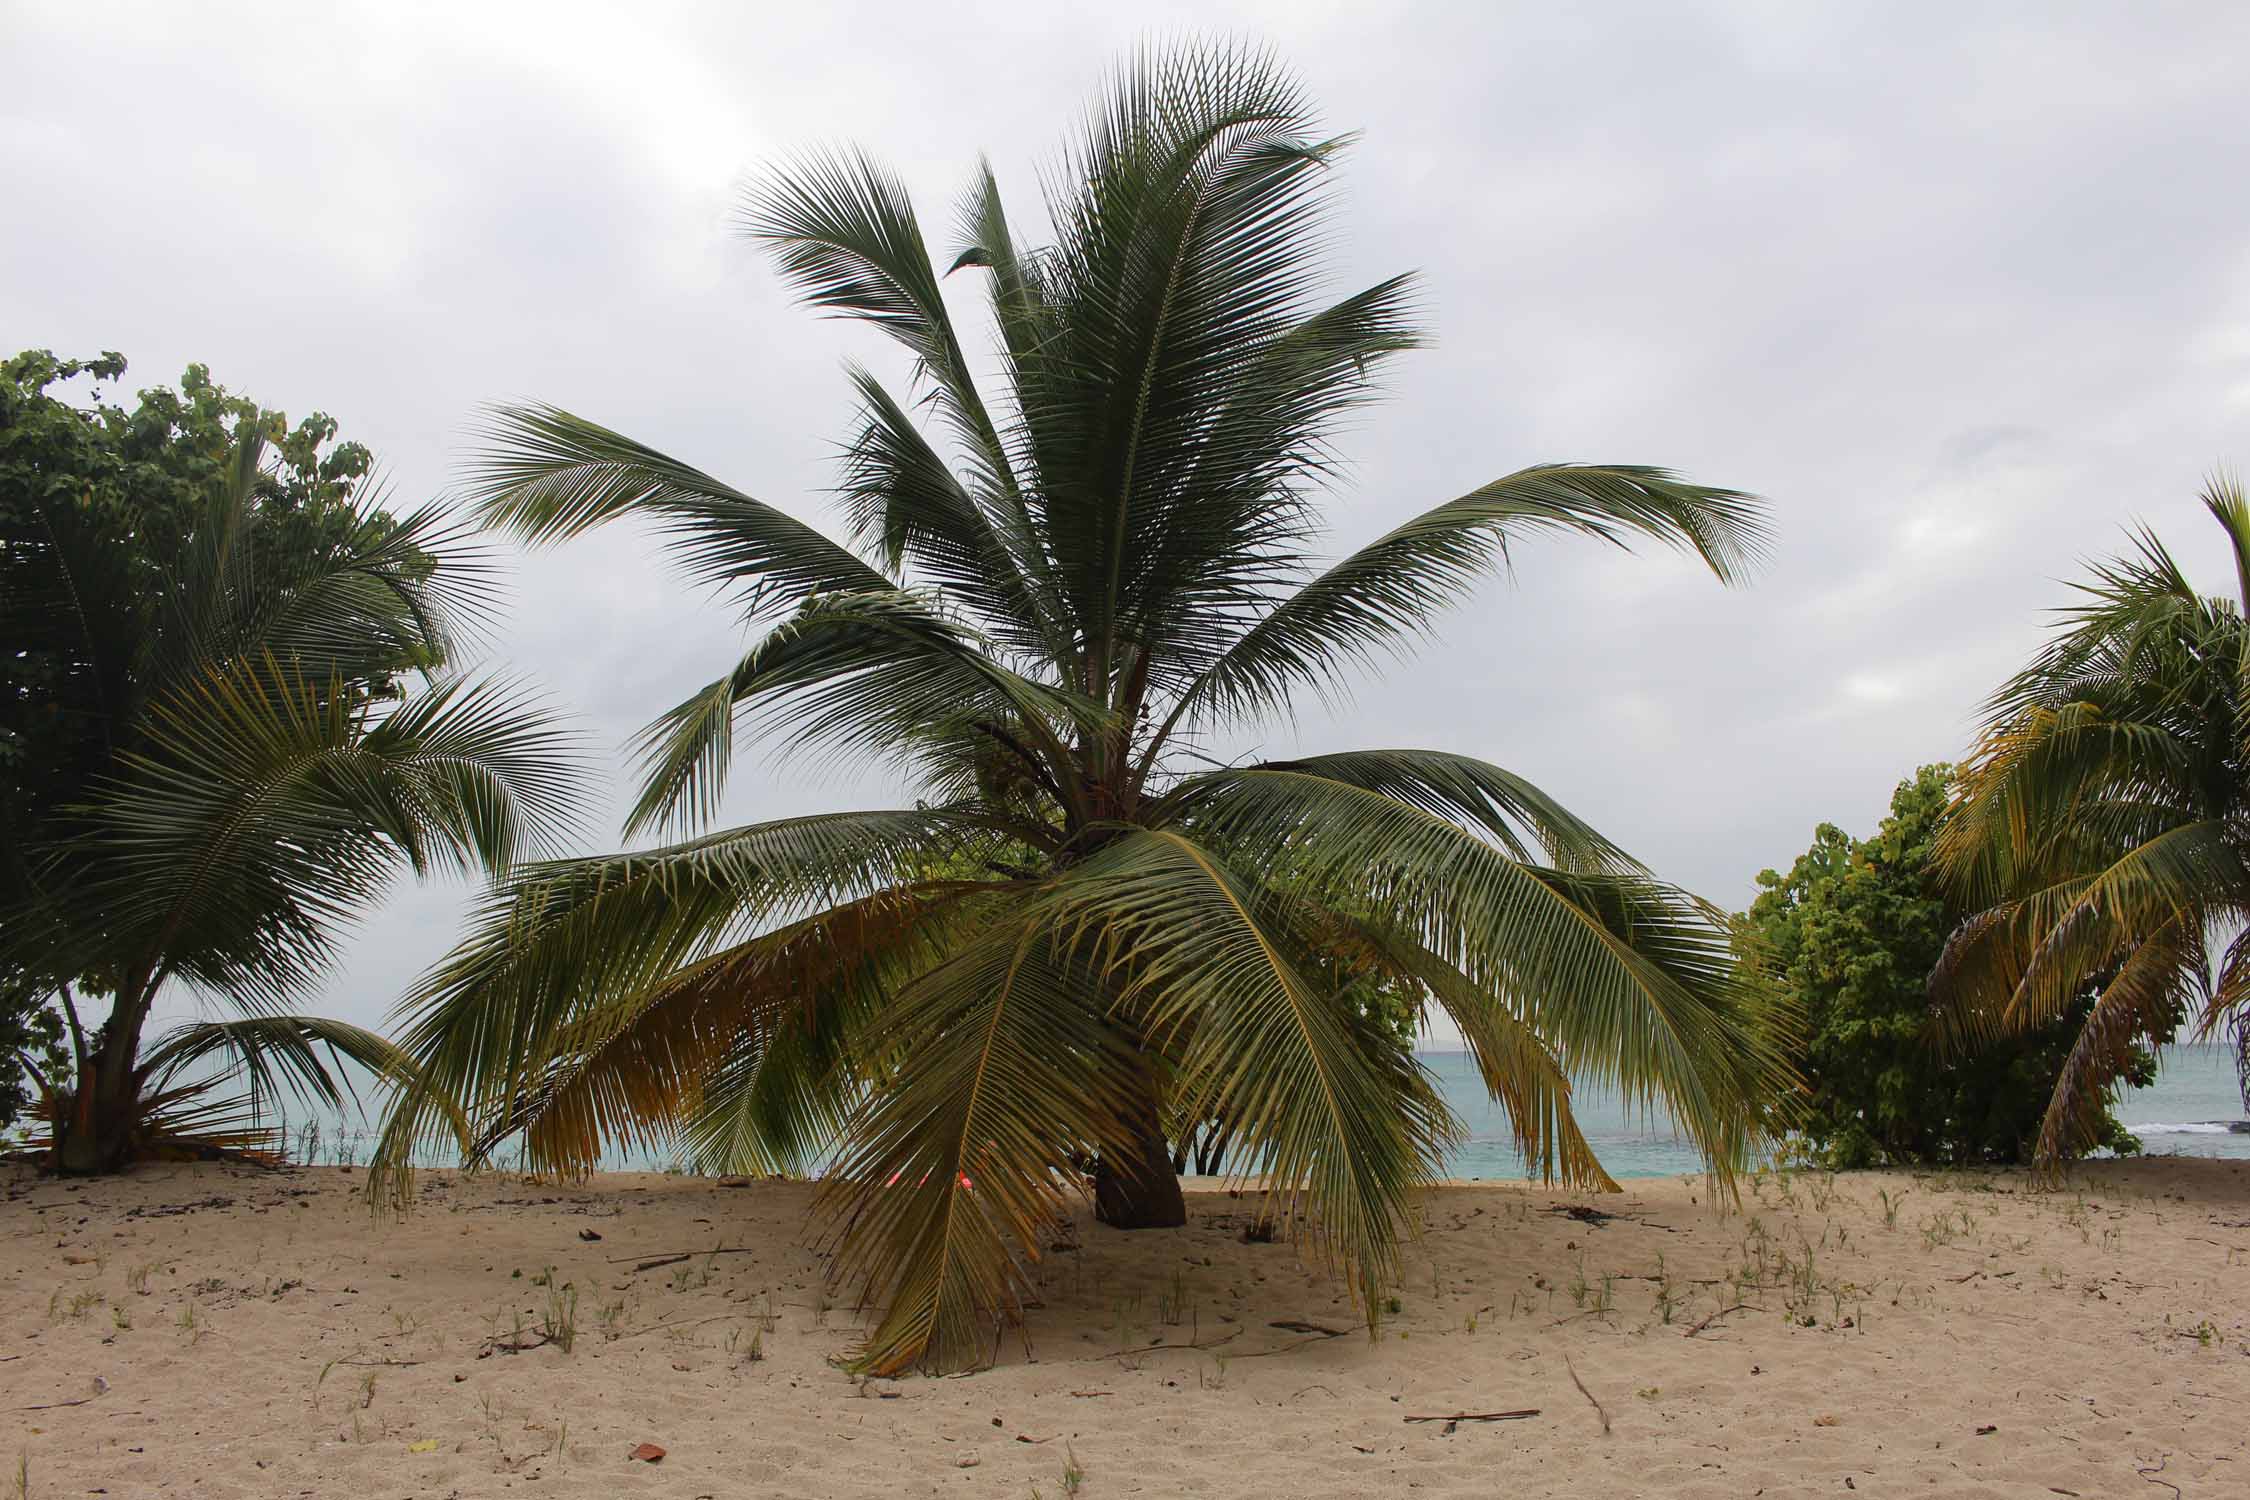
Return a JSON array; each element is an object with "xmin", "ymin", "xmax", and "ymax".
[{"xmin": 7, "ymin": 2, "xmax": 2250, "ymax": 1040}]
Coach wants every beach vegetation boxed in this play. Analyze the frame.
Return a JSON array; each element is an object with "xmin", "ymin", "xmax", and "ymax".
[
  {"xmin": 373, "ymin": 42, "xmax": 1789, "ymax": 1373},
  {"xmin": 1746, "ymin": 765, "xmax": 2146, "ymax": 1167},
  {"xmin": 0, "ymin": 351, "xmax": 575, "ymax": 1172},
  {"xmin": 1933, "ymin": 480, "xmax": 2250, "ymax": 1160}
]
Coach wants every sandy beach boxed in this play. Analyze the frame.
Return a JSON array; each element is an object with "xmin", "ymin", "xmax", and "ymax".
[{"xmin": 4, "ymin": 1158, "xmax": 2246, "ymax": 1498}]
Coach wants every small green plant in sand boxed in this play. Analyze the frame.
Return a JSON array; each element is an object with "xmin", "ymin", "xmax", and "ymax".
[
  {"xmin": 54, "ymin": 1288, "xmax": 104, "ymax": 1321},
  {"xmin": 541, "ymin": 1282, "xmax": 579, "ymax": 1354},
  {"xmin": 1652, "ymin": 1257, "xmax": 1682, "ymax": 1325},
  {"xmin": 1061, "ymin": 1445, "xmax": 1087, "ymax": 1497},
  {"xmin": 1158, "ymin": 1267, "xmax": 1191, "ymax": 1326}
]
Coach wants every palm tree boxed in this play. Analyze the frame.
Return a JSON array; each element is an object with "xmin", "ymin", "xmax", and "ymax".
[
  {"xmin": 374, "ymin": 43, "xmax": 1789, "ymax": 1374},
  {"xmin": 1934, "ymin": 478, "xmax": 2250, "ymax": 1161},
  {"xmin": 3, "ymin": 421, "xmax": 575, "ymax": 1172}
]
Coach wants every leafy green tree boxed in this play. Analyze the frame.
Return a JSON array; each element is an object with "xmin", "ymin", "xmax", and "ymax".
[
  {"xmin": 0, "ymin": 351, "xmax": 575, "ymax": 1171},
  {"xmin": 374, "ymin": 44, "xmax": 1790, "ymax": 1374},
  {"xmin": 1747, "ymin": 766, "xmax": 2144, "ymax": 1168},
  {"xmin": 1935, "ymin": 481, "xmax": 2250, "ymax": 1160}
]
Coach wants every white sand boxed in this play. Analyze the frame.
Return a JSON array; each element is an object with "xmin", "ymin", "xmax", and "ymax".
[{"xmin": 5, "ymin": 1157, "xmax": 2247, "ymax": 1497}]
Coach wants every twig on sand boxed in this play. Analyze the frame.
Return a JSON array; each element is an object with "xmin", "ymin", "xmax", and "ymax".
[
  {"xmin": 1269, "ymin": 1319, "xmax": 1350, "ymax": 1337},
  {"xmin": 1236, "ymin": 1335, "xmax": 1351, "ymax": 1361},
  {"xmin": 1683, "ymin": 1304, "xmax": 1752, "ymax": 1338},
  {"xmin": 609, "ymin": 1247, "xmax": 760, "ymax": 1268},
  {"xmin": 1403, "ymin": 1409, "xmax": 1539, "ymax": 1424},
  {"xmin": 612, "ymin": 1312, "xmax": 747, "ymax": 1343},
  {"xmin": 1083, "ymin": 1330, "xmax": 1240, "ymax": 1362},
  {"xmin": 12, "ymin": 1398, "xmax": 95, "ymax": 1411},
  {"xmin": 1564, "ymin": 1353, "xmax": 1610, "ymax": 1435}
]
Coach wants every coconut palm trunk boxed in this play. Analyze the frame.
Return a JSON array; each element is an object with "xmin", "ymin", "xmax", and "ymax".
[{"xmin": 375, "ymin": 42, "xmax": 1790, "ymax": 1375}]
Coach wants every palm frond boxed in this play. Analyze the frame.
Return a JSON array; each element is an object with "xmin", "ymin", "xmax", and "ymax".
[
  {"xmin": 1036, "ymin": 830, "xmax": 1451, "ymax": 1316},
  {"xmin": 836, "ymin": 366, "xmax": 1063, "ymax": 659},
  {"xmin": 466, "ymin": 404, "xmax": 893, "ymax": 618},
  {"xmin": 367, "ymin": 807, "xmax": 1002, "ymax": 1201},
  {"xmin": 821, "ymin": 908, "xmax": 1143, "ymax": 1374},
  {"xmin": 740, "ymin": 146, "xmax": 1022, "ymax": 509},
  {"xmin": 621, "ymin": 590, "xmax": 1107, "ymax": 837},
  {"xmin": 1936, "ymin": 490, "xmax": 2250, "ymax": 1162},
  {"xmin": 56, "ymin": 660, "xmax": 576, "ymax": 1015},
  {"xmin": 139, "ymin": 1014, "xmax": 422, "ymax": 1121},
  {"xmin": 1162, "ymin": 465, "xmax": 1769, "ymax": 736},
  {"xmin": 1172, "ymin": 766, "xmax": 1786, "ymax": 1177}
]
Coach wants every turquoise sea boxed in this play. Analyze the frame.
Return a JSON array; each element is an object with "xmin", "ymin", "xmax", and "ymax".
[
  {"xmin": 255, "ymin": 1042, "xmax": 2250, "ymax": 1180},
  {"xmin": 1425, "ymin": 1041, "xmax": 2250, "ymax": 1180}
]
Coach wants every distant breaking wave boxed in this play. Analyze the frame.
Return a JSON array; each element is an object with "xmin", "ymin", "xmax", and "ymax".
[{"xmin": 2130, "ymin": 1120, "xmax": 2248, "ymax": 1136}]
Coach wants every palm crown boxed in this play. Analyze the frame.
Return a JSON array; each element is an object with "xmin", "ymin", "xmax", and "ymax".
[
  {"xmin": 1936, "ymin": 478, "xmax": 2250, "ymax": 1159},
  {"xmin": 374, "ymin": 44, "xmax": 1789, "ymax": 1374}
]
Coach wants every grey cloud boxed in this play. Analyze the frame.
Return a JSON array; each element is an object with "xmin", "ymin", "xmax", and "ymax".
[{"xmin": 7, "ymin": 1, "xmax": 2249, "ymax": 1038}]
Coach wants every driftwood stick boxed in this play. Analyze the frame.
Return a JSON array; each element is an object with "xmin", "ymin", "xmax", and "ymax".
[
  {"xmin": 1565, "ymin": 1353, "xmax": 1610, "ymax": 1435},
  {"xmin": 1683, "ymin": 1303, "xmax": 1752, "ymax": 1338},
  {"xmin": 607, "ymin": 1247, "xmax": 761, "ymax": 1268},
  {"xmin": 1403, "ymin": 1409, "xmax": 1539, "ymax": 1424},
  {"xmin": 1268, "ymin": 1318, "xmax": 1350, "ymax": 1337}
]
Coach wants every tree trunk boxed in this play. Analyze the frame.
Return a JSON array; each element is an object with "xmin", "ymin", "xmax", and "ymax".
[
  {"xmin": 1094, "ymin": 1073, "xmax": 1186, "ymax": 1230},
  {"xmin": 54, "ymin": 1082, "xmax": 138, "ymax": 1174},
  {"xmin": 53, "ymin": 1015, "xmax": 143, "ymax": 1175}
]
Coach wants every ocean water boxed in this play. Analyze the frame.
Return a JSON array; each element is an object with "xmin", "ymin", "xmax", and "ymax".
[
  {"xmin": 262, "ymin": 1043, "xmax": 2250, "ymax": 1180},
  {"xmin": 1423, "ymin": 1042, "xmax": 2250, "ymax": 1181}
]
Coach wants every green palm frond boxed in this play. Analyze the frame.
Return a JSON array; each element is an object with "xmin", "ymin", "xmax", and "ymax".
[
  {"xmin": 64, "ymin": 661, "xmax": 571, "ymax": 1008},
  {"xmin": 467, "ymin": 404, "xmax": 894, "ymax": 615},
  {"xmin": 1332, "ymin": 914, "xmax": 1612, "ymax": 1189},
  {"xmin": 835, "ymin": 366, "xmax": 1063, "ymax": 658},
  {"xmin": 1162, "ymin": 465, "xmax": 1768, "ymax": 738},
  {"xmin": 622, "ymin": 591, "xmax": 1107, "ymax": 837},
  {"xmin": 369, "ymin": 808, "xmax": 1009, "ymax": 1196},
  {"xmin": 821, "ymin": 911, "xmax": 1143, "ymax": 1375},
  {"xmin": 1178, "ymin": 748, "xmax": 1639, "ymax": 873},
  {"xmin": 1171, "ymin": 764, "xmax": 1785, "ymax": 1177},
  {"xmin": 139, "ymin": 1015, "xmax": 421, "ymax": 1122},
  {"xmin": 1037, "ymin": 830, "xmax": 1451, "ymax": 1307}
]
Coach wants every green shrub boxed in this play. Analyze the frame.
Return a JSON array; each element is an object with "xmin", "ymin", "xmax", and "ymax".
[{"xmin": 1744, "ymin": 765, "xmax": 2151, "ymax": 1167}]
